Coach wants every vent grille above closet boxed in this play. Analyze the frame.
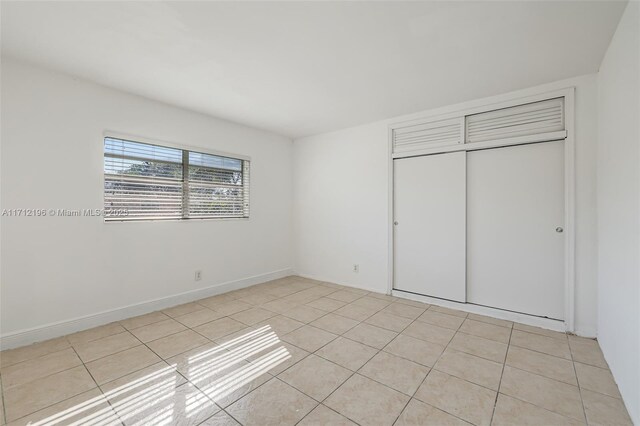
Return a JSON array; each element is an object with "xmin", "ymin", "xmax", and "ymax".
[
  {"xmin": 466, "ymin": 98, "xmax": 564, "ymax": 143},
  {"xmin": 392, "ymin": 118, "xmax": 461, "ymax": 154}
]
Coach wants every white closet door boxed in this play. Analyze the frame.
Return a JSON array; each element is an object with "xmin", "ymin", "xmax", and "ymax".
[
  {"xmin": 467, "ymin": 141, "xmax": 565, "ymax": 319},
  {"xmin": 394, "ymin": 151, "xmax": 466, "ymax": 302}
]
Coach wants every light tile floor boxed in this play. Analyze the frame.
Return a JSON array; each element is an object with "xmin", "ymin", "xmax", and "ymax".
[{"xmin": 0, "ymin": 276, "xmax": 633, "ymax": 426}]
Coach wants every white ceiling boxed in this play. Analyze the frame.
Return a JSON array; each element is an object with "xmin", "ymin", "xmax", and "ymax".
[{"xmin": 1, "ymin": 1, "xmax": 626, "ymax": 139}]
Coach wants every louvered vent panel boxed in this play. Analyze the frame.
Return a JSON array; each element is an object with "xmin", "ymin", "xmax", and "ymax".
[
  {"xmin": 393, "ymin": 118, "xmax": 461, "ymax": 154},
  {"xmin": 466, "ymin": 98, "xmax": 564, "ymax": 143}
]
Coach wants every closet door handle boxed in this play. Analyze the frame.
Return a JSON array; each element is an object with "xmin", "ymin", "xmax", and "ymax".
[{"xmin": 556, "ymin": 227, "xmax": 564, "ymax": 233}]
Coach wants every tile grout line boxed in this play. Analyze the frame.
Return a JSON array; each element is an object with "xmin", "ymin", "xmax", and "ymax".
[
  {"xmin": 174, "ymin": 280, "xmax": 360, "ymax": 423},
  {"xmin": 184, "ymin": 292, "xmax": 331, "ymax": 422},
  {"xmin": 570, "ymin": 339, "xmax": 591, "ymax": 425},
  {"xmin": 8, "ymin": 302, "xmax": 239, "ymax": 423},
  {"xmin": 306, "ymin": 298, "xmax": 506, "ymax": 426},
  {"xmin": 3, "ymin": 344, "xmax": 96, "ymax": 424},
  {"xmin": 503, "ymin": 332, "xmax": 605, "ymax": 392},
  {"xmin": 447, "ymin": 330, "xmax": 511, "ymax": 363},
  {"xmin": 0, "ymin": 278, "xmax": 622, "ymax": 425},
  {"xmin": 386, "ymin": 311, "xmax": 585, "ymax": 424},
  {"xmin": 508, "ymin": 336, "xmax": 575, "ymax": 361},
  {"xmin": 277, "ymin": 293, "xmax": 378, "ymax": 354},
  {"xmin": 488, "ymin": 323, "xmax": 514, "ymax": 425},
  {"xmin": 0, "ymin": 326, "xmax": 184, "ymax": 395},
  {"xmin": 108, "ymin": 284, "xmax": 293, "ymax": 424},
  {"xmin": 0, "ymin": 373, "xmax": 5, "ymax": 425},
  {"xmin": 79, "ymin": 326, "xmax": 198, "ymax": 425},
  {"xmin": 490, "ymin": 330, "xmax": 596, "ymax": 425},
  {"xmin": 0, "ymin": 278, "xmax": 331, "ymax": 369},
  {"xmin": 390, "ymin": 306, "xmax": 474, "ymax": 426},
  {"xmin": 289, "ymin": 294, "xmax": 401, "ymax": 426},
  {"xmin": 215, "ymin": 408, "xmax": 244, "ymax": 426},
  {"xmin": 269, "ymin": 376, "xmax": 322, "ymax": 425},
  {"xmin": 0, "ymin": 308, "xmax": 529, "ymax": 424},
  {"xmin": 389, "ymin": 307, "xmax": 449, "ymax": 426},
  {"xmin": 4, "ymin": 317, "xmax": 316, "ymax": 424},
  {"xmin": 428, "ymin": 350, "xmax": 589, "ymax": 405},
  {"xmin": 495, "ymin": 392, "xmax": 589, "ymax": 425},
  {"xmin": 151, "ymin": 308, "xmax": 275, "ymax": 419},
  {"xmin": 312, "ymin": 300, "xmax": 431, "ymax": 425},
  {"xmin": 0, "ymin": 278, "xmax": 327, "ymax": 423},
  {"xmin": 6, "ymin": 341, "xmax": 124, "ymax": 426},
  {"xmin": 68, "ymin": 344, "xmax": 127, "ymax": 426}
]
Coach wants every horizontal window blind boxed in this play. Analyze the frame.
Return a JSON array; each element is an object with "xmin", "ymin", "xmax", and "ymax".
[
  {"xmin": 187, "ymin": 151, "xmax": 249, "ymax": 218},
  {"xmin": 466, "ymin": 98, "xmax": 564, "ymax": 143},
  {"xmin": 393, "ymin": 118, "xmax": 462, "ymax": 154},
  {"xmin": 104, "ymin": 137, "xmax": 249, "ymax": 221}
]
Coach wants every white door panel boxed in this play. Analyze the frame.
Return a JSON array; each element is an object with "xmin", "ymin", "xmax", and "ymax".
[
  {"xmin": 466, "ymin": 141, "xmax": 565, "ymax": 319},
  {"xmin": 394, "ymin": 151, "xmax": 466, "ymax": 302}
]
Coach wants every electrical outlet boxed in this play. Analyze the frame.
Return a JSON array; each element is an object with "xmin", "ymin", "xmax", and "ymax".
[
  {"xmin": 195, "ymin": 270, "xmax": 202, "ymax": 281},
  {"xmin": 353, "ymin": 264, "xmax": 359, "ymax": 273}
]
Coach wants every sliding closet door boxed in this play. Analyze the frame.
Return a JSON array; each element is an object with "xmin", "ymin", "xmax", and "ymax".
[
  {"xmin": 466, "ymin": 141, "xmax": 565, "ymax": 319},
  {"xmin": 394, "ymin": 151, "xmax": 466, "ymax": 302}
]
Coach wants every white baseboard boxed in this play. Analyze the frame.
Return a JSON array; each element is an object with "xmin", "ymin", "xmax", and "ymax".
[
  {"xmin": 296, "ymin": 272, "xmax": 599, "ymax": 338},
  {"xmin": 574, "ymin": 325, "xmax": 597, "ymax": 339},
  {"xmin": 294, "ymin": 272, "xmax": 388, "ymax": 294},
  {"xmin": 0, "ymin": 268, "xmax": 294, "ymax": 350},
  {"xmin": 391, "ymin": 289, "xmax": 568, "ymax": 333}
]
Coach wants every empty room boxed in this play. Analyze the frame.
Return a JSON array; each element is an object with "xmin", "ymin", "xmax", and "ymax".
[{"xmin": 0, "ymin": 1, "xmax": 638, "ymax": 425}]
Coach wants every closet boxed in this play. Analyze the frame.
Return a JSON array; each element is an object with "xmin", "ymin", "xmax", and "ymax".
[{"xmin": 392, "ymin": 95, "xmax": 569, "ymax": 321}]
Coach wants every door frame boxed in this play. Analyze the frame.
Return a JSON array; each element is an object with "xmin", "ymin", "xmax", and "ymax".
[{"xmin": 387, "ymin": 86, "xmax": 576, "ymax": 332}]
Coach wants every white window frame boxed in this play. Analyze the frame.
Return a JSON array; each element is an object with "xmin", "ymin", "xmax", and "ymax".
[{"xmin": 102, "ymin": 131, "xmax": 251, "ymax": 222}]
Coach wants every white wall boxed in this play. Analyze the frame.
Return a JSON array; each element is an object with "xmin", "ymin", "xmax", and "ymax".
[
  {"xmin": 293, "ymin": 122, "xmax": 390, "ymax": 293},
  {"xmin": 597, "ymin": 2, "xmax": 639, "ymax": 423},
  {"xmin": 0, "ymin": 58, "xmax": 293, "ymax": 341},
  {"xmin": 293, "ymin": 74, "xmax": 600, "ymax": 336}
]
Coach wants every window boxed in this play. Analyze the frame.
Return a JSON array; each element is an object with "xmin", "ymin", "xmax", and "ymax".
[{"xmin": 104, "ymin": 137, "xmax": 250, "ymax": 221}]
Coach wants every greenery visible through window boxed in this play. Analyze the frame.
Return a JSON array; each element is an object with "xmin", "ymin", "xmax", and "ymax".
[{"xmin": 104, "ymin": 137, "xmax": 250, "ymax": 221}]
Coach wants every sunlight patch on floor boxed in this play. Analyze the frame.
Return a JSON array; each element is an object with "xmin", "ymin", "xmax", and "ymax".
[{"xmin": 27, "ymin": 325, "xmax": 290, "ymax": 425}]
